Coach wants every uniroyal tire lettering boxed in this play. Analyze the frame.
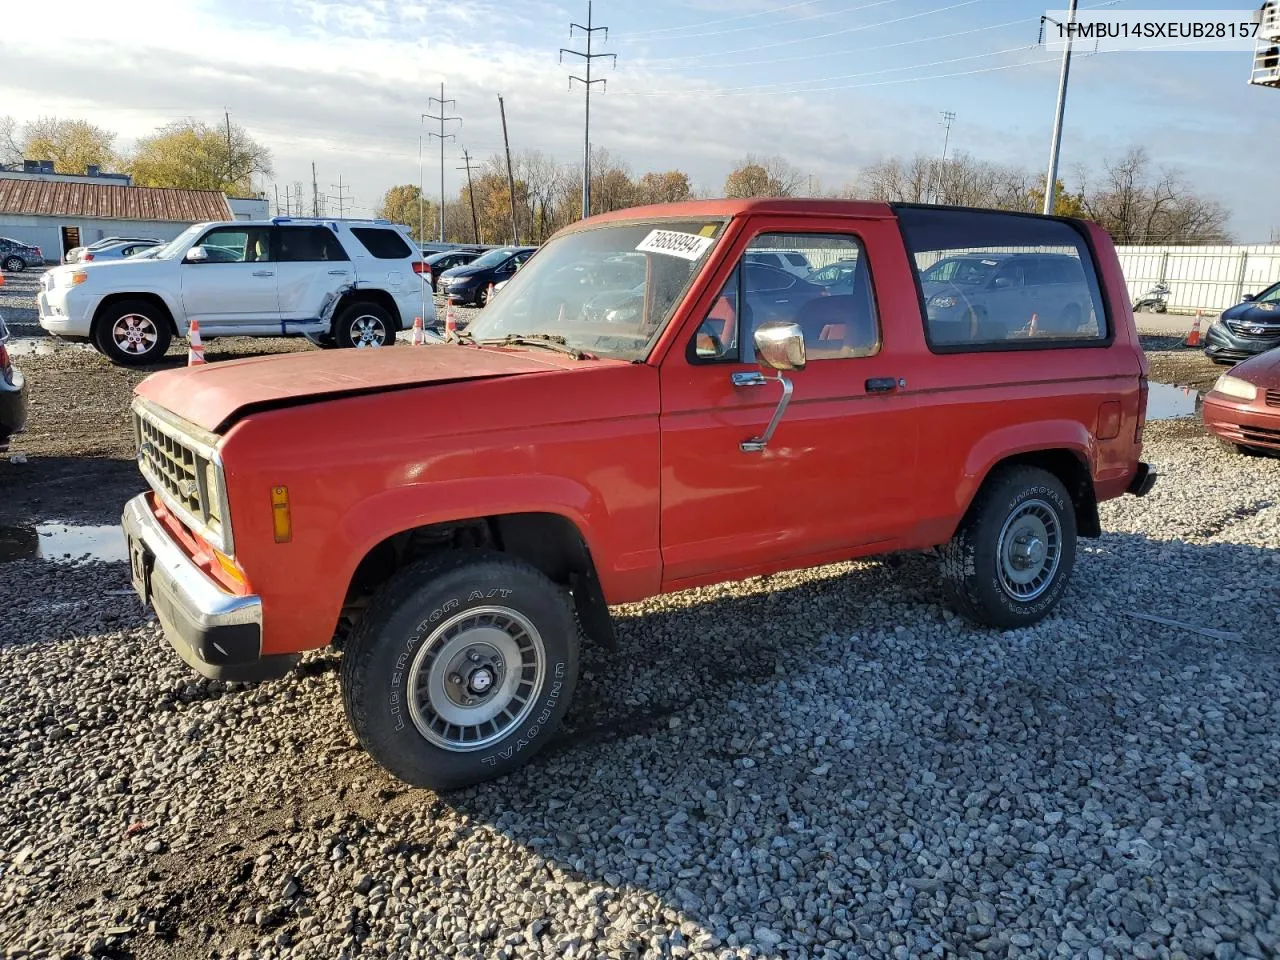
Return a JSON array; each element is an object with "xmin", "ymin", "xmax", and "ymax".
[{"xmin": 479, "ymin": 662, "xmax": 567, "ymax": 766}]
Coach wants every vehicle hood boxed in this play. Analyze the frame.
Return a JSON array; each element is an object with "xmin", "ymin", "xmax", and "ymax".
[
  {"xmin": 48, "ymin": 257, "xmax": 162, "ymax": 277},
  {"xmin": 135, "ymin": 344, "xmax": 568, "ymax": 433},
  {"xmin": 1221, "ymin": 300, "xmax": 1280, "ymax": 323},
  {"xmin": 1229, "ymin": 348, "xmax": 1280, "ymax": 391},
  {"xmin": 439, "ymin": 263, "xmax": 495, "ymax": 280}
]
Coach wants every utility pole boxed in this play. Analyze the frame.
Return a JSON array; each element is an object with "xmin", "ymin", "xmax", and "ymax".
[
  {"xmin": 311, "ymin": 162, "xmax": 319, "ymax": 217},
  {"xmin": 939, "ymin": 110, "xmax": 956, "ymax": 162},
  {"xmin": 328, "ymin": 175, "xmax": 352, "ymax": 218},
  {"xmin": 284, "ymin": 185, "xmax": 292, "ymax": 216},
  {"xmin": 928, "ymin": 110, "xmax": 956, "ymax": 204},
  {"xmin": 418, "ymin": 135, "xmax": 425, "ymax": 244},
  {"xmin": 560, "ymin": 1, "xmax": 616, "ymax": 220},
  {"xmin": 423, "ymin": 83, "xmax": 461, "ymax": 243},
  {"xmin": 498, "ymin": 95, "xmax": 519, "ymax": 245},
  {"xmin": 456, "ymin": 150, "xmax": 480, "ymax": 243},
  {"xmin": 274, "ymin": 183, "xmax": 280, "ymax": 216},
  {"xmin": 224, "ymin": 109, "xmax": 233, "ymax": 187},
  {"xmin": 1042, "ymin": 0, "xmax": 1079, "ymax": 215}
]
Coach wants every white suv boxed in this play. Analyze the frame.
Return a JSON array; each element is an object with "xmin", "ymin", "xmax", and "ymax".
[{"xmin": 38, "ymin": 217, "xmax": 435, "ymax": 365}]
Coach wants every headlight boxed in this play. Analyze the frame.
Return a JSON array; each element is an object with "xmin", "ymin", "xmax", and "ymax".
[
  {"xmin": 1213, "ymin": 374, "xmax": 1258, "ymax": 402},
  {"xmin": 61, "ymin": 270, "xmax": 89, "ymax": 288},
  {"xmin": 929, "ymin": 295, "xmax": 957, "ymax": 309}
]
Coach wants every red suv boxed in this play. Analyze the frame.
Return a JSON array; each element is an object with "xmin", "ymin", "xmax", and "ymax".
[{"xmin": 122, "ymin": 199, "xmax": 1154, "ymax": 789}]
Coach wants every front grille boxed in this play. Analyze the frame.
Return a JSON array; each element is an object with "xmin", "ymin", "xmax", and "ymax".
[
  {"xmin": 1267, "ymin": 390, "xmax": 1280, "ymax": 408},
  {"xmin": 1240, "ymin": 424, "xmax": 1280, "ymax": 449},
  {"xmin": 133, "ymin": 400, "xmax": 231, "ymax": 553},
  {"xmin": 1225, "ymin": 320, "xmax": 1280, "ymax": 340}
]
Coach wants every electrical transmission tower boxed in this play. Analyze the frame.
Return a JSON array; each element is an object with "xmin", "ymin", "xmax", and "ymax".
[
  {"xmin": 423, "ymin": 84, "xmax": 461, "ymax": 243},
  {"xmin": 328, "ymin": 175, "xmax": 352, "ymax": 219},
  {"xmin": 939, "ymin": 111, "xmax": 956, "ymax": 161},
  {"xmin": 560, "ymin": 1, "xmax": 615, "ymax": 219},
  {"xmin": 456, "ymin": 149, "xmax": 480, "ymax": 244}
]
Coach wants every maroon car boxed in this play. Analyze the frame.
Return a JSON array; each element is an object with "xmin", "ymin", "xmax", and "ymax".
[{"xmin": 1201, "ymin": 349, "xmax": 1280, "ymax": 454}]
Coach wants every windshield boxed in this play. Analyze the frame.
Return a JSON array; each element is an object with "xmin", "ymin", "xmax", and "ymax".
[
  {"xmin": 151, "ymin": 225, "xmax": 204, "ymax": 261},
  {"xmin": 921, "ymin": 257, "xmax": 999, "ymax": 285},
  {"xmin": 466, "ymin": 219, "xmax": 725, "ymax": 361},
  {"xmin": 470, "ymin": 246, "xmax": 520, "ymax": 268},
  {"xmin": 1255, "ymin": 281, "xmax": 1280, "ymax": 304}
]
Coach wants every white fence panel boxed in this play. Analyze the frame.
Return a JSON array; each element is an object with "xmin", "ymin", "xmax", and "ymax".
[{"xmin": 1115, "ymin": 244, "xmax": 1280, "ymax": 314}]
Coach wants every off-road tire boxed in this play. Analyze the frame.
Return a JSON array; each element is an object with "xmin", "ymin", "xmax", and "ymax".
[
  {"xmin": 333, "ymin": 302, "xmax": 397, "ymax": 349},
  {"xmin": 938, "ymin": 465, "xmax": 1077, "ymax": 629},
  {"xmin": 1, "ymin": 256, "xmax": 25, "ymax": 273},
  {"xmin": 92, "ymin": 299, "xmax": 173, "ymax": 366},
  {"xmin": 340, "ymin": 551, "xmax": 580, "ymax": 790}
]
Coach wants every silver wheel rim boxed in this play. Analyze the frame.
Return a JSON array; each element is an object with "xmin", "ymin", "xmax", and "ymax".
[
  {"xmin": 997, "ymin": 498, "xmax": 1061, "ymax": 601},
  {"xmin": 3, "ymin": 258, "xmax": 21, "ymax": 271},
  {"xmin": 349, "ymin": 314, "xmax": 387, "ymax": 347},
  {"xmin": 111, "ymin": 313, "xmax": 159, "ymax": 355},
  {"xmin": 407, "ymin": 605, "xmax": 545, "ymax": 752}
]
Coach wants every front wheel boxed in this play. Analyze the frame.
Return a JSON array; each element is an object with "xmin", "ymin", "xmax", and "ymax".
[
  {"xmin": 92, "ymin": 300, "xmax": 173, "ymax": 366},
  {"xmin": 334, "ymin": 302, "xmax": 396, "ymax": 349},
  {"xmin": 341, "ymin": 552, "xmax": 580, "ymax": 790},
  {"xmin": 1, "ymin": 256, "xmax": 25, "ymax": 273},
  {"xmin": 938, "ymin": 466, "xmax": 1077, "ymax": 629}
]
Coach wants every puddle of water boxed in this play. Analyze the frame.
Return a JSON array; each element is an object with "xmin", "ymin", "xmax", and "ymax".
[
  {"xmin": 1147, "ymin": 382, "xmax": 1203, "ymax": 420},
  {"xmin": 3, "ymin": 337, "xmax": 97, "ymax": 357},
  {"xmin": 0, "ymin": 523, "xmax": 127, "ymax": 563}
]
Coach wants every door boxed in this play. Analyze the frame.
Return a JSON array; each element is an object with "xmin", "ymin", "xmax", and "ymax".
[
  {"xmin": 60, "ymin": 226, "xmax": 81, "ymax": 261},
  {"xmin": 274, "ymin": 225, "xmax": 353, "ymax": 327},
  {"xmin": 179, "ymin": 225, "xmax": 280, "ymax": 329},
  {"xmin": 658, "ymin": 219, "xmax": 922, "ymax": 588}
]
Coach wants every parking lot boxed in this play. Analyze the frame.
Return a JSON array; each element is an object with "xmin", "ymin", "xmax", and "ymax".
[{"xmin": 2, "ymin": 267, "xmax": 1278, "ymax": 960}]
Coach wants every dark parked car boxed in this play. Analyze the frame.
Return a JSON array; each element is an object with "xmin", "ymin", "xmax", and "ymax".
[
  {"xmin": 437, "ymin": 245, "xmax": 537, "ymax": 306},
  {"xmin": 0, "ymin": 237, "xmax": 43, "ymax": 272},
  {"xmin": 1204, "ymin": 280, "xmax": 1280, "ymax": 364},
  {"xmin": 0, "ymin": 313, "xmax": 27, "ymax": 453},
  {"xmin": 422, "ymin": 248, "xmax": 484, "ymax": 291}
]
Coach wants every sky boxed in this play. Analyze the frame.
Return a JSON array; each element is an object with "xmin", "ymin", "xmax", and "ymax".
[{"xmin": 1, "ymin": 0, "xmax": 1276, "ymax": 240}]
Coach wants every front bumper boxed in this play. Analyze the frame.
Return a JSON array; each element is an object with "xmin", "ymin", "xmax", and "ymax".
[
  {"xmin": 37, "ymin": 285, "xmax": 95, "ymax": 338},
  {"xmin": 1204, "ymin": 320, "xmax": 1280, "ymax": 363},
  {"xmin": 1202, "ymin": 394, "xmax": 1280, "ymax": 453},
  {"xmin": 122, "ymin": 494, "xmax": 298, "ymax": 683}
]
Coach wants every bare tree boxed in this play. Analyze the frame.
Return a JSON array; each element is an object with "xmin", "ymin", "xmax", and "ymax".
[
  {"xmin": 0, "ymin": 116, "xmax": 20, "ymax": 167},
  {"xmin": 1077, "ymin": 148, "xmax": 1229, "ymax": 244},
  {"xmin": 724, "ymin": 153, "xmax": 804, "ymax": 198}
]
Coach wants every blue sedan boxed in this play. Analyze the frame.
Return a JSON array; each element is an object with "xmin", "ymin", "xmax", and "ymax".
[{"xmin": 1204, "ymin": 280, "xmax": 1280, "ymax": 364}]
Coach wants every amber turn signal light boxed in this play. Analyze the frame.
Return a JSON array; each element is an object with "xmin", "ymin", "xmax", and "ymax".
[{"xmin": 271, "ymin": 486, "xmax": 292, "ymax": 543}]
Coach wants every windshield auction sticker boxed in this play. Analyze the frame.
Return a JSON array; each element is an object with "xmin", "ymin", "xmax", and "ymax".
[{"xmin": 636, "ymin": 229, "xmax": 715, "ymax": 261}]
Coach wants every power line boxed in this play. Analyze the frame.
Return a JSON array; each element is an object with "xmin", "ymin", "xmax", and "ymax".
[
  {"xmin": 328, "ymin": 174, "xmax": 352, "ymax": 218},
  {"xmin": 616, "ymin": 0, "xmax": 902, "ymax": 44},
  {"xmin": 623, "ymin": 0, "xmax": 821, "ymax": 39},
  {"xmin": 422, "ymin": 83, "xmax": 461, "ymax": 243},
  {"xmin": 560, "ymin": 1, "xmax": 615, "ymax": 220},
  {"xmin": 456, "ymin": 149, "xmax": 480, "ymax": 244}
]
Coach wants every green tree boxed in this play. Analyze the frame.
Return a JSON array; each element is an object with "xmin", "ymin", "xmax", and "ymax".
[
  {"xmin": 376, "ymin": 184, "xmax": 438, "ymax": 243},
  {"xmin": 19, "ymin": 116, "xmax": 116, "ymax": 174},
  {"xmin": 127, "ymin": 119, "xmax": 272, "ymax": 194},
  {"xmin": 724, "ymin": 154, "xmax": 803, "ymax": 198},
  {"xmin": 1028, "ymin": 179, "xmax": 1085, "ymax": 218}
]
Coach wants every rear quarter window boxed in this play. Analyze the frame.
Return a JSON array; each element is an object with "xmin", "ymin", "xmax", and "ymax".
[
  {"xmin": 896, "ymin": 206, "xmax": 1109, "ymax": 351},
  {"xmin": 350, "ymin": 227, "xmax": 413, "ymax": 260}
]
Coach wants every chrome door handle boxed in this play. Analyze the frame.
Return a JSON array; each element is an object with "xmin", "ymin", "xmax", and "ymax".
[
  {"xmin": 252, "ymin": 270, "xmax": 274, "ymax": 277},
  {"xmin": 731, "ymin": 371, "xmax": 768, "ymax": 387},
  {"xmin": 328, "ymin": 269, "xmax": 350, "ymax": 275}
]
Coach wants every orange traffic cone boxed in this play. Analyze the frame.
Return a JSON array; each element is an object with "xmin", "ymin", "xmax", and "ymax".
[
  {"xmin": 412, "ymin": 315, "xmax": 424, "ymax": 346},
  {"xmin": 486, "ymin": 282, "xmax": 495, "ymax": 304},
  {"xmin": 187, "ymin": 318, "xmax": 206, "ymax": 366},
  {"xmin": 1027, "ymin": 312, "xmax": 1040, "ymax": 337},
  {"xmin": 1184, "ymin": 310, "xmax": 1203, "ymax": 347},
  {"xmin": 0, "ymin": 273, "xmax": 6, "ymax": 287},
  {"xmin": 444, "ymin": 303, "xmax": 457, "ymax": 340}
]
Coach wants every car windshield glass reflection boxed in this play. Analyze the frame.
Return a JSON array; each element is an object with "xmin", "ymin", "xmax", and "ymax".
[{"xmin": 466, "ymin": 220, "xmax": 724, "ymax": 362}]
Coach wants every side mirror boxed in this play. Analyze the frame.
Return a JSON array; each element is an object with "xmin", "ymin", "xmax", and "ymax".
[
  {"xmin": 184, "ymin": 246, "xmax": 209, "ymax": 263},
  {"xmin": 753, "ymin": 321, "xmax": 806, "ymax": 372},
  {"xmin": 993, "ymin": 276, "xmax": 1013, "ymax": 289},
  {"xmin": 1242, "ymin": 293, "xmax": 1256, "ymax": 301},
  {"xmin": 736, "ymin": 322, "xmax": 806, "ymax": 453}
]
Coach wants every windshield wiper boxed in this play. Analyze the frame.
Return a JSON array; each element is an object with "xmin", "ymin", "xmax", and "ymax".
[{"xmin": 475, "ymin": 333, "xmax": 595, "ymax": 360}]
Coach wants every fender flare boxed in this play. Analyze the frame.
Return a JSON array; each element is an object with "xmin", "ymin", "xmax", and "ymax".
[{"xmin": 956, "ymin": 420, "xmax": 1096, "ymax": 517}]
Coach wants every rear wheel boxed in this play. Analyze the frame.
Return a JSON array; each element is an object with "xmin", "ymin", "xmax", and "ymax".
[
  {"xmin": 334, "ymin": 302, "xmax": 396, "ymax": 349},
  {"xmin": 341, "ymin": 551, "xmax": 580, "ymax": 790},
  {"xmin": 1, "ymin": 256, "xmax": 24, "ymax": 273},
  {"xmin": 92, "ymin": 300, "xmax": 172, "ymax": 366},
  {"xmin": 938, "ymin": 466, "xmax": 1077, "ymax": 629}
]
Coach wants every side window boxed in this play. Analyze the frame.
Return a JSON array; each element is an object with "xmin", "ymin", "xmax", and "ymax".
[
  {"xmin": 898, "ymin": 207, "xmax": 1107, "ymax": 349},
  {"xmin": 785, "ymin": 253, "xmax": 809, "ymax": 268},
  {"xmin": 195, "ymin": 227, "xmax": 272, "ymax": 263},
  {"xmin": 277, "ymin": 226, "xmax": 349, "ymax": 262},
  {"xmin": 693, "ymin": 232, "xmax": 880, "ymax": 362},
  {"xmin": 350, "ymin": 227, "xmax": 413, "ymax": 260}
]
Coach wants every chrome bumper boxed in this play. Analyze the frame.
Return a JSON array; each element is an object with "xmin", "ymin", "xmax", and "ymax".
[{"xmin": 122, "ymin": 493, "xmax": 296, "ymax": 682}]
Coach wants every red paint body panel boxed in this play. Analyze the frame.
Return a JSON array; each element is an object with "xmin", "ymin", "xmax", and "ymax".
[
  {"xmin": 130, "ymin": 199, "xmax": 1150, "ymax": 658},
  {"xmin": 1201, "ymin": 350, "xmax": 1280, "ymax": 451}
]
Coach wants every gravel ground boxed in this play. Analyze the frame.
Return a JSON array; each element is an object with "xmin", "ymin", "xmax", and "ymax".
[{"xmin": 2, "ymin": 272, "xmax": 1278, "ymax": 960}]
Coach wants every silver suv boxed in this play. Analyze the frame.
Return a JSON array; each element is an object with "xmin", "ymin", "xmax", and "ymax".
[{"xmin": 39, "ymin": 217, "xmax": 435, "ymax": 365}]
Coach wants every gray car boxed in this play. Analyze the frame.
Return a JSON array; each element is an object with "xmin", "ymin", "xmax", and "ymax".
[
  {"xmin": 921, "ymin": 252, "xmax": 1095, "ymax": 343},
  {"xmin": 76, "ymin": 239, "xmax": 162, "ymax": 263},
  {"xmin": 0, "ymin": 236, "xmax": 44, "ymax": 272}
]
